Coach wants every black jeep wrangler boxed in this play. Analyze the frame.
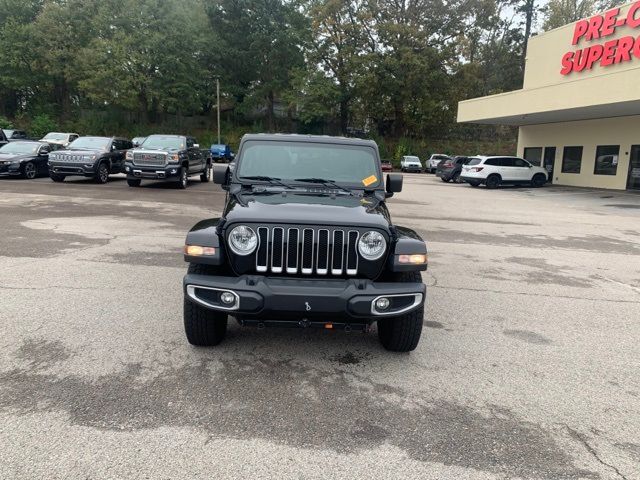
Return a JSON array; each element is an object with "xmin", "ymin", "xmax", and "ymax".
[{"xmin": 182, "ymin": 134, "xmax": 428, "ymax": 352}]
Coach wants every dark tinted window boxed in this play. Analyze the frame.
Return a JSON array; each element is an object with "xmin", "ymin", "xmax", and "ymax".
[
  {"xmin": 562, "ymin": 146, "xmax": 583, "ymax": 173},
  {"xmin": 594, "ymin": 145, "xmax": 619, "ymax": 175},
  {"xmin": 186, "ymin": 138, "xmax": 195, "ymax": 148},
  {"xmin": 484, "ymin": 158, "xmax": 501, "ymax": 166},
  {"xmin": 523, "ymin": 147, "xmax": 543, "ymax": 166},
  {"xmin": 513, "ymin": 158, "xmax": 528, "ymax": 167}
]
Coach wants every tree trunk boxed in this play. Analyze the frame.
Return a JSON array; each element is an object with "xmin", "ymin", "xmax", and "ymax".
[{"xmin": 267, "ymin": 90, "xmax": 275, "ymax": 131}]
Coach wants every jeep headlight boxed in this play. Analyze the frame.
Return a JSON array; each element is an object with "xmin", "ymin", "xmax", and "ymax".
[
  {"xmin": 167, "ymin": 153, "xmax": 180, "ymax": 162},
  {"xmin": 82, "ymin": 154, "xmax": 96, "ymax": 161},
  {"xmin": 358, "ymin": 231, "xmax": 386, "ymax": 260},
  {"xmin": 126, "ymin": 151, "xmax": 133, "ymax": 160},
  {"xmin": 228, "ymin": 225, "xmax": 258, "ymax": 256}
]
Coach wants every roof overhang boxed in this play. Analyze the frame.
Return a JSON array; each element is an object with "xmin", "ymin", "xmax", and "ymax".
[{"xmin": 457, "ymin": 68, "xmax": 640, "ymax": 126}]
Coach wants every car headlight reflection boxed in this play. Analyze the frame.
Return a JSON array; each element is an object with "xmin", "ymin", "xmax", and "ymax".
[
  {"xmin": 358, "ymin": 231, "xmax": 386, "ymax": 260},
  {"xmin": 228, "ymin": 225, "xmax": 258, "ymax": 256}
]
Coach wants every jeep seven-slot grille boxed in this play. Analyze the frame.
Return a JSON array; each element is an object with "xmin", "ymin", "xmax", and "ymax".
[{"xmin": 256, "ymin": 227, "xmax": 359, "ymax": 276}]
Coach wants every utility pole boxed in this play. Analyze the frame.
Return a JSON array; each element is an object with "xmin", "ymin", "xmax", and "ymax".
[{"xmin": 216, "ymin": 77, "xmax": 221, "ymax": 145}]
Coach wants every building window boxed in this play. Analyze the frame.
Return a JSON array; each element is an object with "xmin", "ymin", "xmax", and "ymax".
[
  {"xmin": 562, "ymin": 146, "xmax": 583, "ymax": 173},
  {"xmin": 523, "ymin": 147, "xmax": 543, "ymax": 166},
  {"xmin": 594, "ymin": 145, "xmax": 620, "ymax": 176}
]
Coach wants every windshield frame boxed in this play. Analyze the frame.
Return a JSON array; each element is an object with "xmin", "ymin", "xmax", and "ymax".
[
  {"xmin": 140, "ymin": 135, "xmax": 185, "ymax": 150},
  {"xmin": 68, "ymin": 136, "xmax": 111, "ymax": 151},
  {"xmin": 42, "ymin": 133, "xmax": 68, "ymax": 141},
  {"xmin": 0, "ymin": 141, "xmax": 41, "ymax": 155},
  {"xmin": 234, "ymin": 139, "xmax": 383, "ymax": 190}
]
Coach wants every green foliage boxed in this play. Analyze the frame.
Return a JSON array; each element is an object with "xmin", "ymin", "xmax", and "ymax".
[
  {"xmin": 0, "ymin": 115, "xmax": 13, "ymax": 129},
  {"xmin": 29, "ymin": 113, "xmax": 59, "ymax": 138},
  {"xmin": 0, "ymin": 0, "xmax": 528, "ymax": 148}
]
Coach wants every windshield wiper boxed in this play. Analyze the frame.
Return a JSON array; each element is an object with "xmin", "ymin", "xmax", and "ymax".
[
  {"xmin": 241, "ymin": 175, "xmax": 294, "ymax": 190},
  {"xmin": 294, "ymin": 178, "xmax": 354, "ymax": 195}
]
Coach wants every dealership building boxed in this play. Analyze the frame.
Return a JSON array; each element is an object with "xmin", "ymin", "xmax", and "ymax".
[{"xmin": 457, "ymin": 0, "xmax": 640, "ymax": 191}]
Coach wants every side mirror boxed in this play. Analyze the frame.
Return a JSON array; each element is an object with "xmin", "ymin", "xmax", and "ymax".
[
  {"xmin": 386, "ymin": 173, "xmax": 403, "ymax": 196},
  {"xmin": 213, "ymin": 165, "xmax": 230, "ymax": 189}
]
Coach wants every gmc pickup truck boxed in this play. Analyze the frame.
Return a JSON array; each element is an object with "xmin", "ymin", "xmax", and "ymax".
[{"xmin": 125, "ymin": 134, "xmax": 211, "ymax": 189}]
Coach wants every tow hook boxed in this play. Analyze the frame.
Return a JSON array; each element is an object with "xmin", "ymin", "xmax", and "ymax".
[
  {"xmin": 257, "ymin": 322, "xmax": 265, "ymax": 330},
  {"xmin": 344, "ymin": 324, "xmax": 352, "ymax": 333},
  {"xmin": 299, "ymin": 318, "xmax": 310, "ymax": 328}
]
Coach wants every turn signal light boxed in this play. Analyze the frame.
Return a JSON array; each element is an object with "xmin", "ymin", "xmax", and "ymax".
[
  {"xmin": 398, "ymin": 254, "xmax": 427, "ymax": 265},
  {"xmin": 184, "ymin": 245, "xmax": 216, "ymax": 256}
]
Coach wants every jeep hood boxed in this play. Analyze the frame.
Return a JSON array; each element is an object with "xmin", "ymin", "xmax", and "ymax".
[
  {"xmin": 0, "ymin": 153, "xmax": 32, "ymax": 162},
  {"xmin": 223, "ymin": 192, "xmax": 391, "ymax": 230}
]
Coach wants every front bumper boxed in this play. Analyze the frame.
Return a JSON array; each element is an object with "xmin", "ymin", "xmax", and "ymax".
[
  {"xmin": 184, "ymin": 273, "xmax": 425, "ymax": 322},
  {"xmin": 49, "ymin": 161, "xmax": 98, "ymax": 177},
  {"xmin": 0, "ymin": 163, "xmax": 21, "ymax": 176},
  {"xmin": 125, "ymin": 163, "xmax": 181, "ymax": 180}
]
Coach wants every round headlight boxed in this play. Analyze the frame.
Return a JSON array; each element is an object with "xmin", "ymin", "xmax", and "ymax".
[
  {"xmin": 228, "ymin": 225, "xmax": 258, "ymax": 255},
  {"xmin": 358, "ymin": 231, "xmax": 386, "ymax": 260}
]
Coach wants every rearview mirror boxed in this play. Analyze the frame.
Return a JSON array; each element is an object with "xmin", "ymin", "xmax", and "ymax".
[
  {"xmin": 386, "ymin": 173, "xmax": 403, "ymax": 196},
  {"xmin": 213, "ymin": 165, "xmax": 230, "ymax": 189}
]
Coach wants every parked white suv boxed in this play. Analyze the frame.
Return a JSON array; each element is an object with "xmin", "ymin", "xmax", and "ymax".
[
  {"xmin": 40, "ymin": 132, "xmax": 80, "ymax": 147},
  {"xmin": 460, "ymin": 156, "xmax": 548, "ymax": 188},
  {"xmin": 400, "ymin": 155, "xmax": 423, "ymax": 173},
  {"xmin": 426, "ymin": 154, "xmax": 451, "ymax": 173}
]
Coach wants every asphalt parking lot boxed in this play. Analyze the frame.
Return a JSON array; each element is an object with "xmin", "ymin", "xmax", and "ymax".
[{"xmin": 1, "ymin": 173, "xmax": 639, "ymax": 479}]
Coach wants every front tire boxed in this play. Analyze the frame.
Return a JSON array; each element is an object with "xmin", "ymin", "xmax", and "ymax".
[
  {"xmin": 377, "ymin": 271, "xmax": 424, "ymax": 352},
  {"xmin": 127, "ymin": 178, "xmax": 141, "ymax": 187},
  {"xmin": 22, "ymin": 162, "xmax": 37, "ymax": 179},
  {"xmin": 184, "ymin": 263, "xmax": 228, "ymax": 346},
  {"xmin": 177, "ymin": 167, "xmax": 188, "ymax": 189},
  {"xmin": 50, "ymin": 173, "xmax": 65, "ymax": 183},
  {"xmin": 440, "ymin": 177, "xmax": 450, "ymax": 183},
  {"xmin": 485, "ymin": 175, "xmax": 501, "ymax": 189},
  {"xmin": 531, "ymin": 173, "xmax": 546, "ymax": 188},
  {"xmin": 95, "ymin": 162, "xmax": 109, "ymax": 184}
]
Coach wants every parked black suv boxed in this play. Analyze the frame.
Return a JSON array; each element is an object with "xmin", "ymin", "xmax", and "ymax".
[
  {"xmin": 125, "ymin": 134, "xmax": 211, "ymax": 188},
  {"xmin": 48, "ymin": 136, "xmax": 132, "ymax": 183},
  {"xmin": 436, "ymin": 155, "xmax": 472, "ymax": 183},
  {"xmin": 182, "ymin": 134, "xmax": 428, "ymax": 352}
]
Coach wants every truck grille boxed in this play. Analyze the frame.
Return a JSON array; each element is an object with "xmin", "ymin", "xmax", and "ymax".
[
  {"xmin": 57, "ymin": 154, "xmax": 85, "ymax": 163},
  {"xmin": 255, "ymin": 227, "xmax": 360, "ymax": 276},
  {"xmin": 133, "ymin": 152, "xmax": 167, "ymax": 166}
]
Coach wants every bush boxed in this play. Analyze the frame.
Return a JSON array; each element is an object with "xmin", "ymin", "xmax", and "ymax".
[
  {"xmin": 30, "ymin": 114, "xmax": 59, "ymax": 138},
  {"xmin": 0, "ymin": 116, "xmax": 13, "ymax": 129}
]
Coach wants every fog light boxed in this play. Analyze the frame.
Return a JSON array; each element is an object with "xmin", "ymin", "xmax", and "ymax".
[
  {"xmin": 125, "ymin": 166, "xmax": 130, "ymax": 172},
  {"xmin": 375, "ymin": 297, "xmax": 390, "ymax": 311},
  {"xmin": 171, "ymin": 168, "xmax": 177, "ymax": 174},
  {"xmin": 220, "ymin": 292, "xmax": 236, "ymax": 305}
]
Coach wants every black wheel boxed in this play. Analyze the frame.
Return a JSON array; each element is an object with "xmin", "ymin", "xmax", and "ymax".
[
  {"xmin": 50, "ymin": 173, "xmax": 65, "ymax": 183},
  {"xmin": 531, "ymin": 173, "xmax": 546, "ymax": 188},
  {"xmin": 184, "ymin": 263, "xmax": 228, "ymax": 346},
  {"xmin": 22, "ymin": 162, "xmax": 37, "ymax": 179},
  {"xmin": 468, "ymin": 181, "xmax": 480, "ymax": 187},
  {"xmin": 377, "ymin": 270, "xmax": 424, "ymax": 352},
  {"xmin": 401, "ymin": 167, "xmax": 405, "ymax": 172},
  {"xmin": 452, "ymin": 172, "xmax": 461, "ymax": 183},
  {"xmin": 440, "ymin": 177, "xmax": 450, "ymax": 183},
  {"xmin": 127, "ymin": 178, "xmax": 141, "ymax": 187},
  {"xmin": 177, "ymin": 167, "xmax": 188, "ymax": 189},
  {"xmin": 485, "ymin": 175, "xmax": 501, "ymax": 189},
  {"xmin": 200, "ymin": 163, "xmax": 211, "ymax": 182},
  {"xmin": 95, "ymin": 162, "xmax": 109, "ymax": 184}
]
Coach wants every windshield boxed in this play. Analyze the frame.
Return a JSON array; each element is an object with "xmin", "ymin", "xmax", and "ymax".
[
  {"xmin": 68, "ymin": 137, "xmax": 109, "ymax": 150},
  {"xmin": 467, "ymin": 158, "xmax": 482, "ymax": 166},
  {"xmin": 43, "ymin": 133, "xmax": 67, "ymax": 141},
  {"xmin": 4, "ymin": 130, "xmax": 15, "ymax": 137},
  {"xmin": 142, "ymin": 135, "xmax": 185, "ymax": 150},
  {"xmin": 0, "ymin": 141, "xmax": 39, "ymax": 155},
  {"xmin": 404, "ymin": 156, "xmax": 419, "ymax": 161},
  {"xmin": 237, "ymin": 141, "xmax": 380, "ymax": 187}
]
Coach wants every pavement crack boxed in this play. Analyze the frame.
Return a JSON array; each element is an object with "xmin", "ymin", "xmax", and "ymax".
[
  {"xmin": 433, "ymin": 285, "xmax": 640, "ymax": 304},
  {"xmin": 565, "ymin": 426, "xmax": 628, "ymax": 480}
]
